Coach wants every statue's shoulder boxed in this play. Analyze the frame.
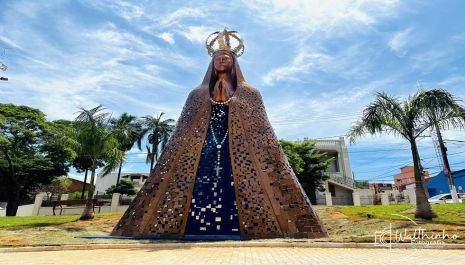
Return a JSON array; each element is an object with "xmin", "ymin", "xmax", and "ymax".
[
  {"xmin": 239, "ymin": 82, "xmax": 261, "ymax": 96},
  {"xmin": 238, "ymin": 82, "xmax": 263, "ymax": 102},
  {"xmin": 187, "ymin": 86, "xmax": 208, "ymax": 101}
]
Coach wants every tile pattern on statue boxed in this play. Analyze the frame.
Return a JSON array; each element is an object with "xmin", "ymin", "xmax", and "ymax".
[
  {"xmin": 184, "ymin": 104, "xmax": 240, "ymax": 235},
  {"xmin": 112, "ymin": 83, "xmax": 327, "ymax": 238},
  {"xmin": 112, "ymin": 88, "xmax": 211, "ymax": 237},
  {"xmin": 229, "ymin": 83, "xmax": 327, "ymax": 238}
]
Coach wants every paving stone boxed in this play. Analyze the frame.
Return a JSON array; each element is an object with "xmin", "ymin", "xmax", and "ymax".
[{"xmin": 0, "ymin": 247, "xmax": 463, "ymax": 265}]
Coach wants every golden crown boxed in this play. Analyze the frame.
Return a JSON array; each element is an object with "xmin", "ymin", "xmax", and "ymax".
[{"xmin": 205, "ymin": 28, "xmax": 244, "ymax": 57}]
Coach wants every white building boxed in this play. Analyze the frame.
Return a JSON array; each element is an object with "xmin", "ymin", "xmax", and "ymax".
[
  {"xmin": 95, "ymin": 172, "xmax": 149, "ymax": 194},
  {"xmin": 312, "ymin": 136, "xmax": 355, "ymax": 205}
]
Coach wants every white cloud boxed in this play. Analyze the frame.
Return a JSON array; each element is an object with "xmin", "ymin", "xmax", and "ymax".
[
  {"xmin": 0, "ymin": 35, "xmax": 23, "ymax": 50},
  {"xmin": 159, "ymin": 32, "xmax": 175, "ymax": 45},
  {"xmin": 86, "ymin": 24, "xmax": 154, "ymax": 53},
  {"xmin": 140, "ymin": 6, "xmax": 209, "ymax": 36},
  {"xmin": 438, "ymin": 75, "xmax": 465, "ymax": 94},
  {"xmin": 262, "ymin": 42, "xmax": 375, "ymax": 87},
  {"xmin": 83, "ymin": 0, "xmax": 144, "ymax": 21},
  {"xmin": 262, "ymin": 50, "xmax": 332, "ymax": 86},
  {"xmin": 409, "ymin": 49, "xmax": 449, "ymax": 74},
  {"xmin": 266, "ymin": 80, "xmax": 389, "ymax": 139},
  {"xmin": 451, "ymin": 33, "xmax": 465, "ymax": 43},
  {"xmin": 179, "ymin": 26, "xmax": 214, "ymax": 43},
  {"xmin": 0, "ymin": 6, "xmax": 192, "ymax": 121},
  {"xmin": 242, "ymin": 0, "xmax": 399, "ymax": 34},
  {"xmin": 158, "ymin": 7, "xmax": 206, "ymax": 27},
  {"xmin": 388, "ymin": 27, "xmax": 413, "ymax": 55}
]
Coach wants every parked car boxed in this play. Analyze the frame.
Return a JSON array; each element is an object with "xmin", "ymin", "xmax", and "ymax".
[{"xmin": 428, "ymin": 193, "xmax": 465, "ymax": 204}]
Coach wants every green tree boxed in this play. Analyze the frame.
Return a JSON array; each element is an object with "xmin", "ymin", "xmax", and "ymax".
[
  {"xmin": 37, "ymin": 176, "xmax": 72, "ymax": 203},
  {"xmin": 355, "ymin": 180, "xmax": 369, "ymax": 189},
  {"xmin": 279, "ymin": 139, "xmax": 333, "ymax": 204},
  {"xmin": 74, "ymin": 105, "xmax": 124, "ymax": 220},
  {"xmin": 105, "ymin": 179, "xmax": 137, "ymax": 195},
  {"xmin": 55, "ymin": 119, "xmax": 103, "ymax": 199},
  {"xmin": 72, "ymin": 155, "xmax": 92, "ymax": 199},
  {"xmin": 141, "ymin": 113, "xmax": 175, "ymax": 171},
  {"xmin": 0, "ymin": 104, "xmax": 75, "ymax": 216},
  {"xmin": 348, "ymin": 91, "xmax": 437, "ymax": 219},
  {"xmin": 415, "ymin": 89, "xmax": 465, "ymax": 202},
  {"xmin": 110, "ymin": 113, "xmax": 143, "ymax": 185}
]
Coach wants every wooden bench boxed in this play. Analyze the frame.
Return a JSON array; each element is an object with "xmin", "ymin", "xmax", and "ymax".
[{"xmin": 52, "ymin": 199, "xmax": 102, "ymax": 215}]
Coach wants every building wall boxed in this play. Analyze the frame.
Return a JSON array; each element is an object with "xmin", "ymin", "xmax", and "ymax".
[
  {"xmin": 427, "ymin": 169, "xmax": 465, "ymax": 196},
  {"xmin": 393, "ymin": 166, "xmax": 431, "ymax": 191},
  {"xmin": 0, "ymin": 204, "xmax": 34, "ymax": 216},
  {"xmin": 314, "ymin": 137, "xmax": 353, "ymax": 177},
  {"xmin": 394, "ymin": 166, "xmax": 415, "ymax": 188},
  {"xmin": 311, "ymin": 137, "xmax": 355, "ymax": 205},
  {"xmin": 95, "ymin": 172, "xmax": 149, "ymax": 194},
  {"xmin": 95, "ymin": 173, "xmax": 118, "ymax": 193},
  {"xmin": 67, "ymin": 179, "xmax": 91, "ymax": 193},
  {"xmin": 354, "ymin": 188, "xmax": 375, "ymax": 205},
  {"xmin": 329, "ymin": 183, "xmax": 353, "ymax": 205},
  {"xmin": 314, "ymin": 136, "xmax": 354, "ymax": 183},
  {"xmin": 369, "ymin": 183, "xmax": 393, "ymax": 193}
]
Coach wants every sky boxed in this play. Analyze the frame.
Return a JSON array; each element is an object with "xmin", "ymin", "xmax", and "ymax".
[{"xmin": 1, "ymin": 0, "xmax": 465, "ymax": 184}]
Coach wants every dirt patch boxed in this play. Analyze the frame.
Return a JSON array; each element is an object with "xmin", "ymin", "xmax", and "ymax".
[
  {"xmin": 1, "ymin": 209, "xmax": 464, "ymax": 247},
  {"xmin": 62, "ymin": 214, "xmax": 120, "ymax": 233},
  {"xmin": 0, "ymin": 235, "xmax": 30, "ymax": 246},
  {"xmin": 322, "ymin": 207, "xmax": 349, "ymax": 219}
]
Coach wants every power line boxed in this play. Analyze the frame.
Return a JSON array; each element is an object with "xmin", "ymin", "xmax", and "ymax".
[
  {"xmin": 271, "ymin": 116, "xmax": 358, "ymax": 125},
  {"xmin": 355, "ymin": 147, "xmax": 465, "ymax": 179},
  {"xmin": 270, "ymin": 112, "xmax": 361, "ymax": 123},
  {"xmin": 124, "ymin": 144, "xmax": 440, "ymax": 157},
  {"xmin": 360, "ymin": 160, "xmax": 465, "ymax": 182}
]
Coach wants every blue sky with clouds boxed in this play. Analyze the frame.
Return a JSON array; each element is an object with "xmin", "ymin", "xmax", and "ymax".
[{"xmin": 1, "ymin": 0, "xmax": 465, "ymax": 183}]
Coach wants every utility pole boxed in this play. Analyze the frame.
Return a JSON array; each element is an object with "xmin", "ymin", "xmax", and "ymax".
[{"xmin": 433, "ymin": 124, "xmax": 459, "ymax": 202}]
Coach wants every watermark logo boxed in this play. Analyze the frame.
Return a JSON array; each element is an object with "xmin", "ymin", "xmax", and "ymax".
[{"xmin": 374, "ymin": 214, "xmax": 459, "ymax": 250}]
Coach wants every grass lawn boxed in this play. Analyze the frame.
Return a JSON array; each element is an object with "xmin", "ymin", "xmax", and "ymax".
[
  {"xmin": 335, "ymin": 203, "xmax": 465, "ymax": 223},
  {"xmin": 0, "ymin": 213, "xmax": 141, "ymax": 247},
  {"xmin": 0, "ymin": 215, "xmax": 81, "ymax": 230},
  {"xmin": 0, "ymin": 205, "xmax": 464, "ymax": 247}
]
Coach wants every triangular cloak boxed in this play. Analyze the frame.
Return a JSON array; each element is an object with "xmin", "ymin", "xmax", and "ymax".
[{"xmin": 112, "ymin": 59, "xmax": 327, "ymax": 238}]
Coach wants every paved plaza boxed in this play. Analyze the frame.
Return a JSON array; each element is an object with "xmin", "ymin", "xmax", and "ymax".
[{"xmin": 1, "ymin": 247, "xmax": 463, "ymax": 265}]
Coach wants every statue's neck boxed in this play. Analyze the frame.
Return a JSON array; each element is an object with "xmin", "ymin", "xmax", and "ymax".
[{"xmin": 217, "ymin": 72, "xmax": 231, "ymax": 84}]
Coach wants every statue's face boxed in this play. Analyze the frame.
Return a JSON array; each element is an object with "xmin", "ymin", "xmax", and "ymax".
[{"xmin": 213, "ymin": 51, "xmax": 233, "ymax": 73}]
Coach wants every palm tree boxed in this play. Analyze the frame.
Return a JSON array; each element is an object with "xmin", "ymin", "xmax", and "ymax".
[
  {"xmin": 141, "ymin": 113, "xmax": 175, "ymax": 171},
  {"xmin": 72, "ymin": 155, "xmax": 92, "ymax": 199},
  {"xmin": 75, "ymin": 105, "xmax": 124, "ymax": 220},
  {"xmin": 110, "ymin": 113, "xmax": 143, "ymax": 185},
  {"xmin": 415, "ymin": 89, "xmax": 465, "ymax": 202},
  {"xmin": 348, "ymin": 91, "xmax": 437, "ymax": 220}
]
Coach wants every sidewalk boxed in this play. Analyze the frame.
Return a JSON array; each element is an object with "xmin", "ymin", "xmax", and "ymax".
[
  {"xmin": 1, "ymin": 247, "xmax": 463, "ymax": 265},
  {"xmin": 2, "ymin": 241, "xmax": 465, "ymax": 253}
]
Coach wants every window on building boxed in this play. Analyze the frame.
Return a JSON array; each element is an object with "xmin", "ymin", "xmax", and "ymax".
[
  {"xmin": 329, "ymin": 184, "xmax": 336, "ymax": 197},
  {"xmin": 323, "ymin": 152, "xmax": 339, "ymax": 172}
]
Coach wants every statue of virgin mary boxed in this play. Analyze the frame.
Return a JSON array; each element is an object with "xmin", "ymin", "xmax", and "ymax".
[{"xmin": 112, "ymin": 29, "xmax": 327, "ymax": 239}]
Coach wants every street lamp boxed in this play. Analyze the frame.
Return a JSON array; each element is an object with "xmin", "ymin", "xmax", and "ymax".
[{"xmin": 0, "ymin": 61, "xmax": 7, "ymax": 81}]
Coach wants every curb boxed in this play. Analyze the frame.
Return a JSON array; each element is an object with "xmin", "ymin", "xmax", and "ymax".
[{"xmin": 1, "ymin": 241, "xmax": 465, "ymax": 253}]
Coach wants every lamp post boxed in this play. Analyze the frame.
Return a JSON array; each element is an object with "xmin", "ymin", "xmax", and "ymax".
[{"xmin": 0, "ymin": 62, "xmax": 7, "ymax": 81}]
